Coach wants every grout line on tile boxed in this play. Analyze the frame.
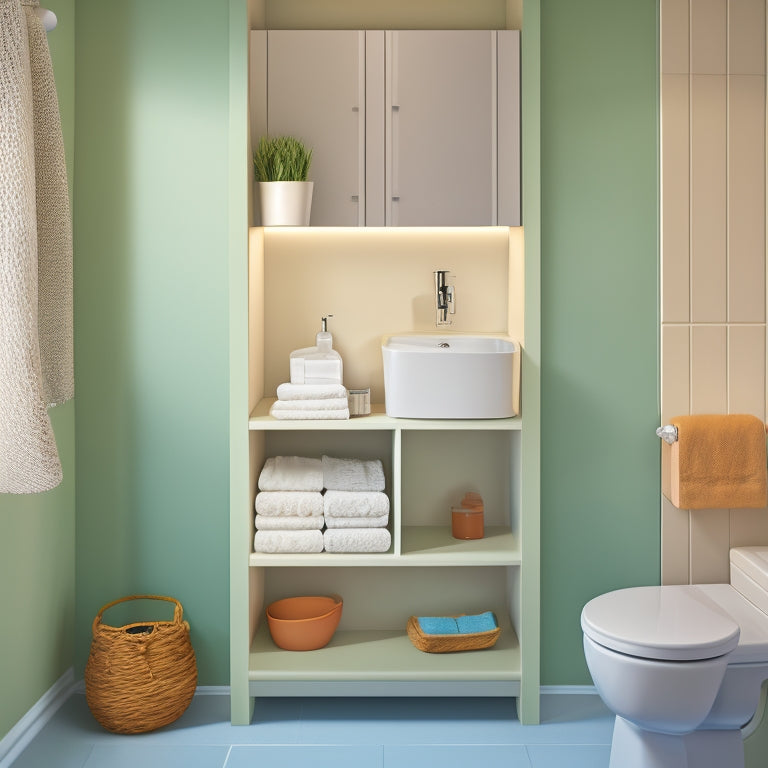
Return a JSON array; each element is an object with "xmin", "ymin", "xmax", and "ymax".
[{"xmin": 522, "ymin": 744, "xmax": 535, "ymax": 767}]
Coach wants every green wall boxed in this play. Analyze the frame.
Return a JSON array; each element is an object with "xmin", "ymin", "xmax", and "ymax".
[
  {"xmin": 70, "ymin": 0, "xmax": 660, "ymax": 688},
  {"xmin": 0, "ymin": 0, "xmax": 76, "ymax": 742},
  {"xmin": 0, "ymin": 0, "xmax": 668, "ymax": 743},
  {"xmin": 73, "ymin": 0, "xmax": 231, "ymax": 682},
  {"xmin": 539, "ymin": 0, "xmax": 660, "ymax": 684},
  {"xmin": 0, "ymin": 0, "xmax": 659, "ymax": 725}
]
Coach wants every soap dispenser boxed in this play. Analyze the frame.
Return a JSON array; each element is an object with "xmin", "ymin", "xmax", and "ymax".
[{"xmin": 289, "ymin": 316, "xmax": 344, "ymax": 385}]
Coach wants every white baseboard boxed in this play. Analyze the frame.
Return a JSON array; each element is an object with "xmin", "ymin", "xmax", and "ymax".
[
  {"xmin": 71, "ymin": 680, "xmax": 230, "ymax": 697},
  {"xmin": 540, "ymin": 685, "xmax": 599, "ymax": 696},
  {"xmin": 193, "ymin": 686, "xmax": 231, "ymax": 696},
  {"xmin": 0, "ymin": 668, "xmax": 77, "ymax": 767}
]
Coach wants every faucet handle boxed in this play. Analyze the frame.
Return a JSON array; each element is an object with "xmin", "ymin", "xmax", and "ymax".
[
  {"xmin": 434, "ymin": 269, "xmax": 455, "ymax": 326},
  {"xmin": 446, "ymin": 285, "xmax": 455, "ymax": 314}
]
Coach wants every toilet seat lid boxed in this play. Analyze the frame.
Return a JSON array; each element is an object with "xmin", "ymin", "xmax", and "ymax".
[{"xmin": 581, "ymin": 586, "xmax": 740, "ymax": 661}]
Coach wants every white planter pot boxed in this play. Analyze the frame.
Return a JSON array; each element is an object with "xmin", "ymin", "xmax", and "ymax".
[{"xmin": 258, "ymin": 181, "xmax": 313, "ymax": 226}]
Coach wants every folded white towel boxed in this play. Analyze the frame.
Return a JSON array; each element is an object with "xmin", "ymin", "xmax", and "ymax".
[
  {"xmin": 255, "ymin": 490, "xmax": 323, "ymax": 517},
  {"xmin": 270, "ymin": 407, "xmax": 350, "ymax": 421},
  {"xmin": 322, "ymin": 456, "xmax": 385, "ymax": 491},
  {"xmin": 255, "ymin": 514, "xmax": 324, "ymax": 531},
  {"xmin": 276, "ymin": 382, "xmax": 348, "ymax": 401},
  {"xmin": 258, "ymin": 456, "xmax": 323, "ymax": 492},
  {"xmin": 323, "ymin": 528, "xmax": 391, "ymax": 553},
  {"xmin": 271, "ymin": 397, "xmax": 349, "ymax": 411},
  {"xmin": 323, "ymin": 490, "xmax": 390, "ymax": 518},
  {"xmin": 254, "ymin": 530, "xmax": 324, "ymax": 554},
  {"xmin": 324, "ymin": 515, "xmax": 388, "ymax": 529}
]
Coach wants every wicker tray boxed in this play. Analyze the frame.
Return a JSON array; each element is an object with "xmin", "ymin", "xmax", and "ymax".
[{"xmin": 406, "ymin": 615, "xmax": 501, "ymax": 653}]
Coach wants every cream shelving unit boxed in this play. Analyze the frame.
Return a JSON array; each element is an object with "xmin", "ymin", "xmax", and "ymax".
[
  {"xmin": 229, "ymin": 225, "xmax": 538, "ymax": 722},
  {"xmin": 229, "ymin": 0, "xmax": 540, "ymax": 729}
]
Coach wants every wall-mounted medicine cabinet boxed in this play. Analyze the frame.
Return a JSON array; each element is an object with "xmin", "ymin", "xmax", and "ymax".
[{"xmin": 249, "ymin": 30, "xmax": 520, "ymax": 227}]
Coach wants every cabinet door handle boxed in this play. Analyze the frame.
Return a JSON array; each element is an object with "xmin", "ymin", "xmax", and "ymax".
[
  {"xmin": 351, "ymin": 195, "xmax": 359, "ymax": 202},
  {"xmin": 392, "ymin": 196, "xmax": 400, "ymax": 201}
]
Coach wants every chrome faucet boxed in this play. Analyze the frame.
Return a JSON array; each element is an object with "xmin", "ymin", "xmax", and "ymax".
[{"xmin": 434, "ymin": 270, "xmax": 455, "ymax": 326}]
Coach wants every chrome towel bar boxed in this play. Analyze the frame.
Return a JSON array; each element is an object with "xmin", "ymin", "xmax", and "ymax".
[{"xmin": 656, "ymin": 421, "xmax": 768, "ymax": 444}]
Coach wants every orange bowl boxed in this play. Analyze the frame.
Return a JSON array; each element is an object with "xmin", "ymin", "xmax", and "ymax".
[{"xmin": 266, "ymin": 595, "xmax": 343, "ymax": 651}]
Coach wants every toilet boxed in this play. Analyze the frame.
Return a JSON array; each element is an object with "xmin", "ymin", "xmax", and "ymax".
[{"xmin": 581, "ymin": 546, "xmax": 768, "ymax": 768}]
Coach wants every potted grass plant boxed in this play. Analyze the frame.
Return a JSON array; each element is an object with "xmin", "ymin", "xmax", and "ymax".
[{"xmin": 254, "ymin": 136, "xmax": 314, "ymax": 226}]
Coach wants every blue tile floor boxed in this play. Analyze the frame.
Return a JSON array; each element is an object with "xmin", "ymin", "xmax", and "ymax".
[{"xmin": 11, "ymin": 692, "xmax": 614, "ymax": 768}]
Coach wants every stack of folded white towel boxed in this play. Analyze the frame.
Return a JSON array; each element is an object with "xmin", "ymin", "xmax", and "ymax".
[
  {"xmin": 253, "ymin": 454, "xmax": 391, "ymax": 554},
  {"xmin": 322, "ymin": 455, "xmax": 391, "ymax": 554},
  {"xmin": 269, "ymin": 383, "xmax": 349, "ymax": 420},
  {"xmin": 253, "ymin": 456, "xmax": 324, "ymax": 553}
]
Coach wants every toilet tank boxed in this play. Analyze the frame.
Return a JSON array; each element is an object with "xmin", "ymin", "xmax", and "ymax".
[{"xmin": 731, "ymin": 547, "xmax": 768, "ymax": 614}]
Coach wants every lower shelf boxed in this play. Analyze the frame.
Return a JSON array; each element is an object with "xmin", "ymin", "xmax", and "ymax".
[{"xmin": 247, "ymin": 616, "xmax": 520, "ymax": 697}]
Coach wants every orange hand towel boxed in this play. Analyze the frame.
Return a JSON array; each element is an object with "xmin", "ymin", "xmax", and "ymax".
[{"xmin": 663, "ymin": 414, "xmax": 768, "ymax": 510}]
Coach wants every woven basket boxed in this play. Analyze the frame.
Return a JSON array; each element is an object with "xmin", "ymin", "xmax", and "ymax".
[
  {"xmin": 406, "ymin": 615, "xmax": 501, "ymax": 653},
  {"xmin": 85, "ymin": 595, "xmax": 197, "ymax": 734}
]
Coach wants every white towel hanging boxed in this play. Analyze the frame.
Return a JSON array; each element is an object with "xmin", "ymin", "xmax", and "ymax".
[{"xmin": 0, "ymin": 0, "xmax": 72, "ymax": 493}]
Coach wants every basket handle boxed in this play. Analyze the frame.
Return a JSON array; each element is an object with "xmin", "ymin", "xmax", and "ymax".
[{"xmin": 92, "ymin": 594, "xmax": 184, "ymax": 634}]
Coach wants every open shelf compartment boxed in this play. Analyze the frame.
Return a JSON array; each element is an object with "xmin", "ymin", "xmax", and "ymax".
[{"xmin": 249, "ymin": 615, "xmax": 521, "ymax": 687}]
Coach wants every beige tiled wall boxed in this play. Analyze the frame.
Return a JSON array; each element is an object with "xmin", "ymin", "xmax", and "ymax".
[{"xmin": 660, "ymin": 0, "xmax": 767, "ymax": 584}]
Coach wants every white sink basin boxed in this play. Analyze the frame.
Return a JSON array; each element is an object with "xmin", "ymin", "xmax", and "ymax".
[{"xmin": 382, "ymin": 335, "xmax": 520, "ymax": 419}]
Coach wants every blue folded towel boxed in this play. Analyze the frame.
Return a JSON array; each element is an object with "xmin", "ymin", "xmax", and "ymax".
[
  {"xmin": 418, "ymin": 617, "xmax": 458, "ymax": 635},
  {"xmin": 456, "ymin": 611, "xmax": 497, "ymax": 634},
  {"xmin": 417, "ymin": 612, "xmax": 498, "ymax": 636}
]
